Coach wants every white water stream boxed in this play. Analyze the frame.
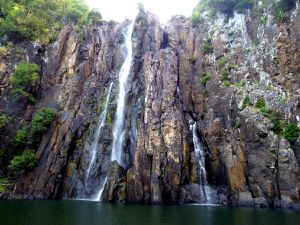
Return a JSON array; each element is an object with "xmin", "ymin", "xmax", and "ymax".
[
  {"xmin": 191, "ymin": 122, "xmax": 214, "ymax": 203},
  {"xmin": 111, "ymin": 19, "xmax": 135, "ymax": 168},
  {"xmin": 85, "ymin": 82, "xmax": 113, "ymax": 200}
]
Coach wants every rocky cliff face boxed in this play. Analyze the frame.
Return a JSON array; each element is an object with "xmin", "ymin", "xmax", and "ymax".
[{"xmin": 0, "ymin": 3, "xmax": 300, "ymax": 209}]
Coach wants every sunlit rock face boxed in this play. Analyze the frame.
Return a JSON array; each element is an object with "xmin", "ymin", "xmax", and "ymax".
[{"xmin": 1, "ymin": 5, "xmax": 300, "ymax": 209}]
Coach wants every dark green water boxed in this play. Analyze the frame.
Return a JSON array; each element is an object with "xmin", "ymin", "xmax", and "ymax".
[{"xmin": 0, "ymin": 200, "xmax": 299, "ymax": 225}]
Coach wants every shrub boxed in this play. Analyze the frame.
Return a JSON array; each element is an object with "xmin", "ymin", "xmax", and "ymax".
[
  {"xmin": 234, "ymin": 118, "xmax": 241, "ymax": 129},
  {"xmin": 283, "ymin": 123, "xmax": 300, "ymax": 143},
  {"xmin": 275, "ymin": 9, "xmax": 286, "ymax": 22},
  {"xmin": 242, "ymin": 95, "xmax": 251, "ymax": 109},
  {"xmin": 223, "ymin": 80, "xmax": 230, "ymax": 87},
  {"xmin": 192, "ymin": 1, "xmax": 208, "ymax": 25},
  {"xmin": 201, "ymin": 39, "xmax": 213, "ymax": 54},
  {"xmin": 221, "ymin": 70, "xmax": 229, "ymax": 81},
  {"xmin": 201, "ymin": 73, "xmax": 211, "ymax": 86},
  {"xmin": 0, "ymin": 113, "xmax": 9, "ymax": 131},
  {"xmin": 269, "ymin": 112, "xmax": 282, "ymax": 134},
  {"xmin": 9, "ymin": 150, "xmax": 37, "ymax": 172},
  {"xmin": 10, "ymin": 63, "xmax": 40, "ymax": 89},
  {"xmin": 10, "ymin": 126, "xmax": 30, "ymax": 148},
  {"xmin": 255, "ymin": 97, "xmax": 266, "ymax": 109},
  {"xmin": 31, "ymin": 107, "xmax": 57, "ymax": 135},
  {"xmin": 217, "ymin": 56, "xmax": 228, "ymax": 66}
]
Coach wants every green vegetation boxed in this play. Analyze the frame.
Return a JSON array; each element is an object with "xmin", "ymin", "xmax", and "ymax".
[
  {"xmin": 201, "ymin": 38, "xmax": 213, "ymax": 54},
  {"xmin": 191, "ymin": 0, "xmax": 296, "ymax": 25},
  {"xmin": 10, "ymin": 126, "xmax": 30, "ymax": 148},
  {"xmin": 283, "ymin": 123, "xmax": 300, "ymax": 143},
  {"xmin": 234, "ymin": 118, "xmax": 241, "ymax": 129},
  {"xmin": 0, "ymin": 113, "xmax": 9, "ymax": 131},
  {"xmin": 0, "ymin": 0, "xmax": 102, "ymax": 43},
  {"xmin": 107, "ymin": 111, "xmax": 112, "ymax": 126},
  {"xmin": 31, "ymin": 107, "xmax": 57, "ymax": 135},
  {"xmin": 242, "ymin": 95, "xmax": 251, "ymax": 109},
  {"xmin": 201, "ymin": 73, "xmax": 211, "ymax": 86},
  {"xmin": 11, "ymin": 107, "xmax": 56, "ymax": 149},
  {"xmin": 234, "ymin": 80, "xmax": 246, "ymax": 88},
  {"xmin": 9, "ymin": 150, "xmax": 37, "ymax": 172},
  {"xmin": 0, "ymin": 178, "xmax": 11, "ymax": 193},
  {"xmin": 255, "ymin": 97, "xmax": 266, "ymax": 109},
  {"xmin": 10, "ymin": 63, "xmax": 39, "ymax": 102},
  {"xmin": 221, "ymin": 70, "xmax": 229, "ymax": 81},
  {"xmin": 223, "ymin": 80, "xmax": 230, "ymax": 87},
  {"xmin": 217, "ymin": 56, "xmax": 228, "ymax": 66},
  {"xmin": 191, "ymin": 1, "xmax": 208, "ymax": 25}
]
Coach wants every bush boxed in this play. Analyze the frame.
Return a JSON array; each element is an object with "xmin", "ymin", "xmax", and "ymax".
[
  {"xmin": 10, "ymin": 63, "xmax": 40, "ymax": 89},
  {"xmin": 0, "ymin": 113, "xmax": 9, "ymax": 131},
  {"xmin": 31, "ymin": 107, "xmax": 57, "ymax": 135},
  {"xmin": 242, "ymin": 95, "xmax": 251, "ymax": 109},
  {"xmin": 10, "ymin": 126, "xmax": 30, "ymax": 148},
  {"xmin": 10, "ymin": 63, "xmax": 39, "ymax": 103},
  {"xmin": 217, "ymin": 56, "xmax": 228, "ymax": 66},
  {"xmin": 283, "ymin": 123, "xmax": 300, "ymax": 143},
  {"xmin": 255, "ymin": 97, "xmax": 266, "ymax": 109},
  {"xmin": 221, "ymin": 70, "xmax": 229, "ymax": 81},
  {"xmin": 201, "ymin": 73, "xmax": 211, "ymax": 86},
  {"xmin": 9, "ymin": 150, "xmax": 37, "ymax": 172},
  {"xmin": 234, "ymin": 118, "xmax": 241, "ymax": 129},
  {"xmin": 192, "ymin": 1, "xmax": 208, "ymax": 25},
  {"xmin": 201, "ymin": 39, "xmax": 213, "ymax": 54},
  {"xmin": 269, "ymin": 112, "xmax": 282, "ymax": 134}
]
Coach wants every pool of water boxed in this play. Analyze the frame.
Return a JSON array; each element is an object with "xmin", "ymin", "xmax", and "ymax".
[{"xmin": 0, "ymin": 200, "xmax": 299, "ymax": 225}]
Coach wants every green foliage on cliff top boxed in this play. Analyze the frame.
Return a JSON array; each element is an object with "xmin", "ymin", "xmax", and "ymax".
[
  {"xmin": 0, "ymin": 0, "xmax": 102, "ymax": 43},
  {"xmin": 9, "ymin": 150, "xmax": 37, "ymax": 172}
]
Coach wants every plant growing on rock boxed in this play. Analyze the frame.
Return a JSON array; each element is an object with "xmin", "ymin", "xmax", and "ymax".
[
  {"xmin": 0, "ymin": 113, "xmax": 9, "ymax": 131},
  {"xmin": 10, "ymin": 126, "xmax": 30, "ymax": 148},
  {"xmin": 283, "ymin": 123, "xmax": 300, "ymax": 143},
  {"xmin": 10, "ymin": 63, "xmax": 40, "ymax": 103},
  {"xmin": 242, "ymin": 95, "xmax": 251, "ymax": 109},
  {"xmin": 201, "ymin": 38, "xmax": 213, "ymax": 54},
  {"xmin": 31, "ymin": 107, "xmax": 57, "ymax": 135},
  {"xmin": 255, "ymin": 97, "xmax": 266, "ymax": 109},
  {"xmin": 217, "ymin": 56, "xmax": 228, "ymax": 66},
  {"xmin": 9, "ymin": 150, "xmax": 37, "ymax": 172},
  {"xmin": 201, "ymin": 73, "xmax": 211, "ymax": 86}
]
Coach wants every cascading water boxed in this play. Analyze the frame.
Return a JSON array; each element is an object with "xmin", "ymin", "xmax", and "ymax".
[
  {"xmin": 191, "ymin": 122, "xmax": 214, "ymax": 204},
  {"xmin": 85, "ymin": 82, "xmax": 113, "ymax": 200},
  {"xmin": 111, "ymin": 19, "xmax": 136, "ymax": 168}
]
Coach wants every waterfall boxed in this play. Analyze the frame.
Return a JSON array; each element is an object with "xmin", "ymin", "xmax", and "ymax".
[
  {"xmin": 191, "ymin": 122, "xmax": 213, "ymax": 204},
  {"xmin": 111, "ymin": 19, "xmax": 135, "ymax": 168},
  {"xmin": 85, "ymin": 82, "xmax": 113, "ymax": 200}
]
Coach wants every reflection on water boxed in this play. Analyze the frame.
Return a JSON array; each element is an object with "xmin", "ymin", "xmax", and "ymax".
[{"xmin": 0, "ymin": 200, "xmax": 299, "ymax": 225}]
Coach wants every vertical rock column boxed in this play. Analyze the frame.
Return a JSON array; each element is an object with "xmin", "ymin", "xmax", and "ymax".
[{"xmin": 127, "ymin": 48, "xmax": 191, "ymax": 203}]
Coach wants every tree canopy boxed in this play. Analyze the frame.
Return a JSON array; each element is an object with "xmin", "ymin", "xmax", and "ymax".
[{"xmin": 0, "ymin": 0, "xmax": 102, "ymax": 43}]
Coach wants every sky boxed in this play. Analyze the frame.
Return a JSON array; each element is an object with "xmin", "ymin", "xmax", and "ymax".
[{"xmin": 85, "ymin": 0, "xmax": 199, "ymax": 23}]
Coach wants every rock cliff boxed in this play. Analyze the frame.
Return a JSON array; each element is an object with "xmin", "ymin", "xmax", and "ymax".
[{"xmin": 0, "ymin": 2, "xmax": 300, "ymax": 209}]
